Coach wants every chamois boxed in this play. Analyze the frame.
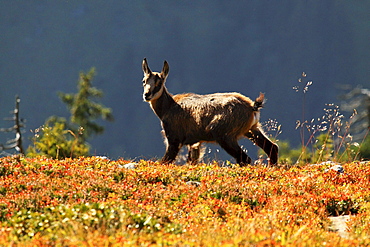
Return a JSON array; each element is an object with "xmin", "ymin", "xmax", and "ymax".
[{"xmin": 142, "ymin": 58, "xmax": 278, "ymax": 166}]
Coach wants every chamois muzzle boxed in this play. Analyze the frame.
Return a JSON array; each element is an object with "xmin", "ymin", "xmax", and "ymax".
[{"xmin": 144, "ymin": 92, "xmax": 152, "ymax": 101}]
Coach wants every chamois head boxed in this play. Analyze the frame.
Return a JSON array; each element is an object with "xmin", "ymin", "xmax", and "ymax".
[{"xmin": 142, "ymin": 58, "xmax": 169, "ymax": 102}]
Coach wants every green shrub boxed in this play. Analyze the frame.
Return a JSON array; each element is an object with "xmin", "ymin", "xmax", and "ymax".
[
  {"xmin": 27, "ymin": 117, "xmax": 89, "ymax": 159},
  {"xmin": 7, "ymin": 203, "xmax": 182, "ymax": 240},
  {"xmin": 359, "ymin": 134, "xmax": 370, "ymax": 159}
]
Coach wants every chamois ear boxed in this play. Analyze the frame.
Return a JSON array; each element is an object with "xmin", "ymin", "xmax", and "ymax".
[
  {"xmin": 161, "ymin": 60, "xmax": 169, "ymax": 80},
  {"xmin": 142, "ymin": 58, "xmax": 152, "ymax": 75}
]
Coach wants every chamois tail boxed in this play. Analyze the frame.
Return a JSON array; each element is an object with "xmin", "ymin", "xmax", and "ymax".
[{"xmin": 252, "ymin": 92, "xmax": 265, "ymax": 111}]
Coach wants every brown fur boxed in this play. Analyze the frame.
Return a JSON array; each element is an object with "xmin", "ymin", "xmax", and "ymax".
[{"xmin": 142, "ymin": 58, "xmax": 278, "ymax": 166}]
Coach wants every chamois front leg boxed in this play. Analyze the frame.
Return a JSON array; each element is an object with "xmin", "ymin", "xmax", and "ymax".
[
  {"xmin": 246, "ymin": 128, "xmax": 278, "ymax": 165},
  {"xmin": 162, "ymin": 140, "xmax": 182, "ymax": 164},
  {"xmin": 216, "ymin": 137, "xmax": 252, "ymax": 166}
]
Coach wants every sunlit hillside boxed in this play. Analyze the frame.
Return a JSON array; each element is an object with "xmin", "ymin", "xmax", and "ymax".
[{"xmin": 0, "ymin": 156, "xmax": 369, "ymax": 246}]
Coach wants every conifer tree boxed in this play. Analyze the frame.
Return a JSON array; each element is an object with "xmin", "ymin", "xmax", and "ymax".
[{"xmin": 58, "ymin": 68, "xmax": 114, "ymax": 140}]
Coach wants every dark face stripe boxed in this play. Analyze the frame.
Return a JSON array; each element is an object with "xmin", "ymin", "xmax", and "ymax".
[
  {"xmin": 151, "ymin": 74, "xmax": 163, "ymax": 94},
  {"xmin": 151, "ymin": 80, "xmax": 163, "ymax": 97}
]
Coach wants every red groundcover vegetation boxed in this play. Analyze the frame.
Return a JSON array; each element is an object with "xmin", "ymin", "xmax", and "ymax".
[{"xmin": 0, "ymin": 156, "xmax": 369, "ymax": 246}]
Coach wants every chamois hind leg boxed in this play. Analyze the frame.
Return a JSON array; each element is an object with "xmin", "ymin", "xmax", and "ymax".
[
  {"xmin": 246, "ymin": 128, "xmax": 278, "ymax": 165},
  {"xmin": 187, "ymin": 143, "xmax": 201, "ymax": 165},
  {"xmin": 217, "ymin": 137, "xmax": 252, "ymax": 166},
  {"xmin": 162, "ymin": 141, "xmax": 182, "ymax": 164}
]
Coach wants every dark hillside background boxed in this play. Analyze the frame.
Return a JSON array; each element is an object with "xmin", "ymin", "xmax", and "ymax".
[{"xmin": 0, "ymin": 1, "xmax": 369, "ymax": 160}]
